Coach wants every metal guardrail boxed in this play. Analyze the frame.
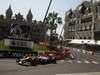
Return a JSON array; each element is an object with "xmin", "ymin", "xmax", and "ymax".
[{"xmin": 0, "ymin": 49, "xmax": 37, "ymax": 58}]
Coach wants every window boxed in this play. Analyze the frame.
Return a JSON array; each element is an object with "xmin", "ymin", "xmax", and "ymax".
[
  {"xmin": 69, "ymin": 21, "xmax": 75, "ymax": 26},
  {"xmin": 11, "ymin": 40, "xmax": 16, "ymax": 46},
  {"xmin": 86, "ymin": 26, "xmax": 90, "ymax": 30},
  {"xmin": 96, "ymin": 6, "xmax": 98, "ymax": 13},
  {"xmin": 82, "ymin": 26, "xmax": 85, "ymax": 30},
  {"xmin": 88, "ymin": 7, "xmax": 91, "ymax": 13},
  {"xmin": 80, "ymin": 26, "xmax": 82, "ymax": 31},
  {"xmin": 84, "ymin": 37, "xmax": 86, "ymax": 39},
  {"xmin": 81, "ymin": 17, "xmax": 92, "ymax": 23},
  {"xmin": 80, "ymin": 37, "xmax": 82, "ymax": 39},
  {"xmin": 94, "ymin": 23, "xmax": 95, "ymax": 30},
  {"xmin": 88, "ymin": 37, "xmax": 91, "ymax": 39},
  {"xmin": 89, "ymin": 24, "xmax": 91, "ymax": 30},
  {"xmin": 85, "ymin": 26, "xmax": 86, "ymax": 30}
]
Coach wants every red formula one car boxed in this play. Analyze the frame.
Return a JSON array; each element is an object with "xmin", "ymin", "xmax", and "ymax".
[{"xmin": 55, "ymin": 47, "xmax": 74, "ymax": 60}]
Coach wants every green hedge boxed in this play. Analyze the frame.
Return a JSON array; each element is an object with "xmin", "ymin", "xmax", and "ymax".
[
  {"xmin": 0, "ymin": 40, "xmax": 9, "ymax": 49},
  {"xmin": 0, "ymin": 40, "xmax": 50, "ymax": 52},
  {"xmin": 33, "ymin": 44, "xmax": 50, "ymax": 52},
  {"xmin": 0, "ymin": 40, "xmax": 4, "ymax": 48}
]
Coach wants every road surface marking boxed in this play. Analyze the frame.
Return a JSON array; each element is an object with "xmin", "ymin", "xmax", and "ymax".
[
  {"xmin": 77, "ymin": 60, "xmax": 82, "ymax": 63},
  {"xmin": 84, "ymin": 60, "xmax": 90, "ymax": 64},
  {"xmin": 59, "ymin": 60, "xmax": 64, "ymax": 63},
  {"xmin": 91, "ymin": 61, "xmax": 99, "ymax": 64},
  {"xmin": 77, "ymin": 49, "xmax": 80, "ymax": 52},
  {"xmin": 67, "ymin": 60, "xmax": 72, "ymax": 63},
  {"xmin": 66, "ymin": 60, "xmax": 99, "ymax": 64},
  {"xmin": 82, "ymin": 50, "xmax": 85, "ymax": 53},
  {"xmin": 56, "ymin": 72, "xmax": 100, "ymax": 75}
]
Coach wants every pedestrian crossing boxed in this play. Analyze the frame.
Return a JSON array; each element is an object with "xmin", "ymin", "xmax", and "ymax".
[
  {"xmin": 84, "ymin": 60, "xmax": 90, "ymax": 64},
  {"xmin": 77, "ymin": 60, "xmax": 82, "ymax": 63},
  {"xmin": 72, "ymin": 48, "xmax": 93, "ymax": 54},
  {"xmin": 67, "ymin": 60, "xmax": 99, "ymax": 64},
  {"xmin": 58, "ymin": 48, "xmax": 100, "ymax": 65},
  {"xmin": 58, "ymin": 59, "xmax": 99, "ymax": 64},
  {"xmin": 67, "ymin": 48, "xmax": 100, "ymax": 65},
  {"xmin": 91, "ymin": 61, "xmax": 99, "ymax": 64}
]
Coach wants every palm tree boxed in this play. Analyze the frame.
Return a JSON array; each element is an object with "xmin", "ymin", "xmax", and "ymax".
[{"xmin": 46, "ymin": 12, "xmax": 62, "ymax": 50}]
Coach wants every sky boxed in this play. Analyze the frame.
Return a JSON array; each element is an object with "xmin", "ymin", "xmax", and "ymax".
[{"xmin": 0, "ymin": 0, "xmax": 84, "ymax": 35}]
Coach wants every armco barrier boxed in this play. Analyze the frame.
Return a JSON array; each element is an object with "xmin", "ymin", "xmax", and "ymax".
[{"xmin": 0, "ymin": 50, "xmax": 37, "ymax": 58}]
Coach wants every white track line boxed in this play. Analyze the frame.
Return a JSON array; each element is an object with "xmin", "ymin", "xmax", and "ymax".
[
  {"xmin": 84, "ymin": 60, "xmax": 90, "ymax": 64},
  {"xmin": 56, "ymin": 72, "xmax": 100, "ymax": 75},
  {"xmin": 77, "ymin": 60, "xmax": 82, "ymax": 63},
  {"xmin": 91, "ymin": 61, "xmax": 99, "ymax": 64},
  {"xmin": 67, "ymin": 60, "xmax": 72, "ymax": 63}
]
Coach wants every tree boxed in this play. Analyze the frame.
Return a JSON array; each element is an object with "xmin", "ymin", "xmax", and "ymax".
[
  {"xmin": 0, "ymin": 15, "xmax": 5, "ymax": 24},
  {"xmin": 0, "ymin": 15, "xmax": 10, "ymax": 39},
  {"xmin": 31, "ymin": 20, "xmax": 43, "ymax": 43},
  {"xmin": 46, "ymin": 12, "xmax": 62, "ymax": 50}
]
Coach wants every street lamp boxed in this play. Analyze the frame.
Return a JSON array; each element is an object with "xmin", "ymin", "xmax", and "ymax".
[{"xmin": 59, "ymin": 35, "xmax": 63, "ymax": 50}]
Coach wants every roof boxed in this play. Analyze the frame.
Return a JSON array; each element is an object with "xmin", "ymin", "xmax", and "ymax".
[{"xmin": 68, "ymin": 39, "xmax": 97, "ymax": 45}]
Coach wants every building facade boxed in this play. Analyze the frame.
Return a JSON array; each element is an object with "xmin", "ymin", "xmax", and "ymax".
[
  {"xmin": 64, "ymin": 1, "xmax": 100, "ymax": 42},
  {"xmin": 0, "ymin": 5, "xmax": 33, "ymax": 39}
]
